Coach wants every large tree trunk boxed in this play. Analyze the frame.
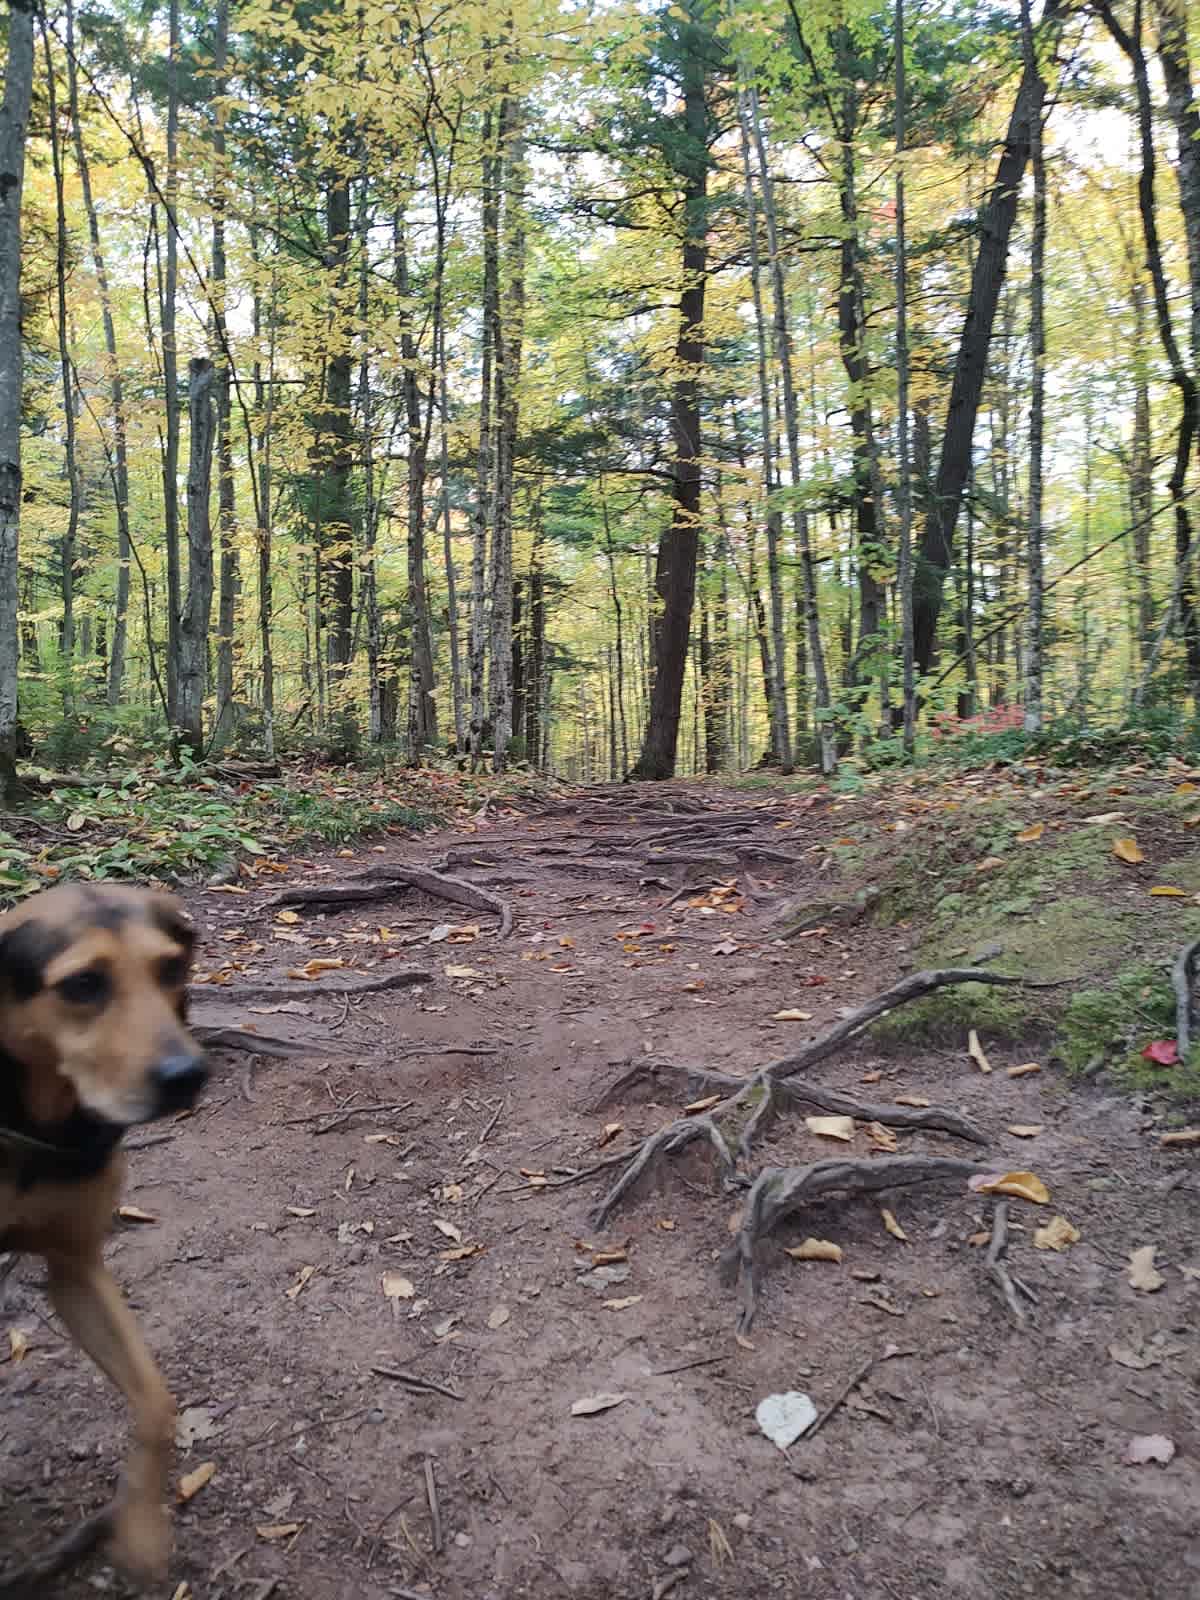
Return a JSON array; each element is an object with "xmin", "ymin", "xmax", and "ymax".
[
  {"xmin": 252, "ymin": 218, "xmax": 277, "ymax": 758},
  {"xmin": 42, "ymin": 18, "xmax": 80, "ymax": 711},
  {"xmin": 1156, "ymin": 0, "xmax": 1200, "ymax": 370},
  {"xmin": 178, "ymin": 359, "xmax": 216, "ymax": 756},
  {"xmin": 211, "ymin": 0, "xmax": 239, "ymax": 752},
  {"xmin": 67, "ymin": 0, "xmax": 130, "ymax": 710},
  {"xmin": 468, "ymin": 99, "xmax": 501, "ymax": 764},
  {"xmin": 913, "ymin": 0, "xmax": 1060, "ymax": 673},
  {"xmin": 1131, "ymin": 275, "xmax": 1155, "ymax": 662},
  {"xmin": 321, "ymin": 146, "xmax": 357, "ymax": 741},
  {"xmin": 162, "ymin": 0, "xmax": 182, "ymax": 724},
  {"xmin": 894, "ymin": 0, "xmax": 916, "ymax": 753},
  {"xmin": 490, "ymin": 113, "xmax": 526, "ymax": 772},
  {"xmin": 1021, "ymin": 0, "xmax": 1047, "ymax": 733},
  {"xmin": 0, "ymin": 0, "xmax": 34, "ymax": 804},
  {"xmin": 630, "ymin": 44, "xmax": 709, "ymax": 781},
  {"xmin": 396, "ymin": 210, "xmax": 437, "ymax": 757},
  {"xmin": 735, "ymin": 87, "xmax": 791, "ymax": 770}
]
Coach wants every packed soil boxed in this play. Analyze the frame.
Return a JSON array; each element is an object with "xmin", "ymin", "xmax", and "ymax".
[{"xmin": 3, "ymin": 779, "xmax": 1199, "ymax": 1600}]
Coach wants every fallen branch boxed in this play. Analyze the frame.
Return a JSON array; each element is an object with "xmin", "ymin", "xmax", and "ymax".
[
  {"xmin": 423, "ymin": 1458, "xmax": 444, "ymax": 1555},
  {"xmin": 0, "ymin": 1507, "xmax": 113, "ymax": 1597},
  {"xmin": 193, "ymin": 1022, "xmax": 346, "ymax": 1058},
  {"xmin": 724, "ymin": 1155, "xmax": 982, "ymax": 1332},
  {"xmin": 985, "ymin": 1199, "xmax": 1037, "ymax": 1328},
  {"xmin": 804, "ymin": 1347, "xmax": 913, "ymax": 1444},
  {"xmin": 372, "ymin": 1366, "xmax": 463, "ymax": 1402},
  {"xmin": 270, "ymin": 862, "xmax": 514, "ymax": 937},
  {"xmin": 1172, "ymin": 937, "xmax": 1200, "ymax": 1058}
]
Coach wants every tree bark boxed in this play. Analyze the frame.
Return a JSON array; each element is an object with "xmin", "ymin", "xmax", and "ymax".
[
  {"xmin": 211, "ymin": 0, "xmax": 239, "ymax": 751},
  {"xmin": 42, "ymin": 17, "xmax": 80, "ymax": 711},
  {"xmin": 490, "ymin": 111, "xmax": 526, "ymax": 772},
  {"xmin": 179, "ymin": 358, "xmax": 216, "ymax": 757},
  {"xmin": 323, "ymin": 154, "xmax": 356, "ymax": 701},
  {"xmin": 1131, "ymin": 275, "xmax": 1155, "ymax": 661},
  {"xmin": 396, "ymin": 209, "xmax": 438, "ymax": 757},
  {"xmin": 913, "ymin": 0, "xmax": 1060, "ymax": 673},
  {"xmin": 894, "ymin": 0, "xmax": 916, "ymax": 753},
  {"xmin": 0, "ymin": 0, "xmax": 34, "ymax": 803},
  {"xmin": 1021, "ymin": 0, "xmax": 1047, "ymax": 733},
  {"xmin": 525, "ymin": 521, "xmax": 545, "ymax": 768},
  {"xmin": 252, "ymin": 217, "xmax": 278, "ymax": 758},
  {"xmin": 439, "ymin": 321, "xmax": 465, "ymax": 750},
  {"xmin": 469, "ymin": 98, "xmax": 501, "ymax": 764},
  {"xmin": 162, "ymin": 0, "xmax": 182, "ymax": 724},
  {"xmin": 630, "ymin": 34, "xmax": 710, "ymax": 780}
]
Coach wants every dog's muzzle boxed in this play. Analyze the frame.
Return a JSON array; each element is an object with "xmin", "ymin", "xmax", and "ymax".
[{"xmin": 149, "ymin": 1050, "xmax": 209, "ymax": 1116}]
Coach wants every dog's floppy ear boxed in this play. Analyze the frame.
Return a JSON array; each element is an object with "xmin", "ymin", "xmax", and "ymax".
[
  {"xmin": 0, "ymin": 917, "xmax": 72, "ymax": 1002},
  {"xmin": 146, "ymin": 895, "xmax": 197, "ymax": 953}
]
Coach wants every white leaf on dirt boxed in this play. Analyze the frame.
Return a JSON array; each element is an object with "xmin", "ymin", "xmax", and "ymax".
[
  {"xmin": 1128, "ymin": 1246, "xmax": 1165, "ymax": 1293},
  {"xmin": 602, "ymin": 1295, "xmax": 644, "ymax": 1311},
  {"xmin": 285, "ymin": 1206, "xmax": 317, "ymax": 1219},
  {"xmin": 427, "ymin": 924, "xmax": 453, "ymax": 942},
  {"xmin": 444, "ymin": 964, "xmax": 486, "ymax": 980},
  {"xmin": 805, "ymin": 1115, "xmax": 855, "ymax": 1142},
  {"xmin": 284, "ymin": 1266, "xmax": 316, "ymax": 1300},
  {"xmin": 7, "ymin": 1327, "xmax": 30, "ymax": 1363},
  {"xmin": 967, "ymin": 1029, "xmax": 992, "ymax": 1074},
  {"xmin": 175, "ymin": 1406, "xmax": 220, "ymax": 1449},
  {"xmin": 784, "ymin": 1238, "xmax": 843, "ymax": 1264},
  {"xmin": 487, "ymin": 1305, "xmax": 511, "ymax": 1330},
  {"xmin": 1006, "ymin": 1124, "xmax": 1045, "ymax": 1139},
  {"xmin": 433, "ymin": 1315, "xmax": 460, "ymax": 1339},
  {"xmin": 117, "ymin": 1204, "xmax": 158, "ymax": 1224},
  {"xmin": 1033, "ymin": 1215, "xmax": 1080, "ymax": 1252},
  {"xmin": 772, "ymin": 1008, "xmax": 814, "ymax": 1022},
  {"xmin": 1109, "ymin": 1343, "xmax": 1161, "ymax": 1371},
  {"xmin": 177, "ymin": 1462, "xmax": 216, "ymax": 1502},
  {"xmin": 1124, "ymin": 1434, "xmax": 1176, "ymax": 1467},
  {"xmin": 571, "ymin": 1392, "xmax": 630, "ymax": 1417},
  {"xmin": 433, "ymin": 1219, "xmax": 464, "ymax": 1244},
  {"xmin": 755, "ymin": 1391, "xmax": 818, "ymax": 1451},
  {"xmin": 381, "ymin": 1272, "xmax": 415, "ymax": 1301},
  {"xmin": 577, "ymin": 1263, "xmax": 631, "ymax": 1291},
  {"xmin": 256, "ymin": 1522, "xmax": 304, "ymax": 1541},
  {"xmin": 713, "ymin": 939, "xmax": 739, "ymax": 956}
]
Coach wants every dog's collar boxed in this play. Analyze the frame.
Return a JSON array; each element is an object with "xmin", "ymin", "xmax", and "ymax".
[{"xmin": 0, "ymin": 1049, "xmax": 125, "ymax": 1189}]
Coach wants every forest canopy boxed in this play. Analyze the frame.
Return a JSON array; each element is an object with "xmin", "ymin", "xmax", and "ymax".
[{"xmin": 1, "ymin": 0, "xmax": 1197, "ymax": 795}]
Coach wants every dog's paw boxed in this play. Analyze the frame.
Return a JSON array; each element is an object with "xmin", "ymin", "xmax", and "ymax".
[{"xmin": 108, "ymin": 1499, "xmax": 171, "ymax": 1586}]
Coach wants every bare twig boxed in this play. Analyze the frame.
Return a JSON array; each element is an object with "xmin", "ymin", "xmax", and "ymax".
[
  {"xmin": 283, "ymin": 1100, "xmax": 413, "ymax": 1133},
  {"xmin": 423, "ymin": 1458, "xmax": 444, "ymax": 1555},
  {"xmin": 373, "ymin": 1366, "xmax": 464, "ymax": 1402}
]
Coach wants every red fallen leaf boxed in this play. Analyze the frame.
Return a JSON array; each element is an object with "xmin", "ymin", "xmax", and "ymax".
[
  {"xmin": 798, "ymin": 975, "xmax": 829, "ymax": 987},
  {"xmin": 1142, "ymin": 1039, "xmax": 1180, "ymax": 1066}
]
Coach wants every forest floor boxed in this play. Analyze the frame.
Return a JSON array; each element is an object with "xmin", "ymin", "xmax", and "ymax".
[{"xmin": 3, "ymin": 761, "xmax": 1200, "ymax": 1600}]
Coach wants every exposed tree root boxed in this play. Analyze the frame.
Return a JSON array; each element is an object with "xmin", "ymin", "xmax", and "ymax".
[
  {"xmin": 1172, "ymin": 936, "xmax": 1200, "ymax": 1057},
  {"xmin": 985, "ymin": 1199, "xmax": 1037, "ymax": 1328},
  {"xmin": 269, "ymin": 863, "xmax": 514, "ymax": 937},
  {"xmin": 0, "ymin": 1506, "xmax": 113, "ymax": 1597},
  {"xmin": 196, "ymin": 967, "xmax": 433, "ymax": 1003},
  {"xmin": 192, "ymin": 1021, "xmax": 347, "ymax": 1058},
  {"xmin": 724, "ymin": 1156, "xmax": 983, "ymax": 1332}
]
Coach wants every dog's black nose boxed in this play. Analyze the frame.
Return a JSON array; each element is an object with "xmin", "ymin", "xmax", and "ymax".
[{"xmin": 151, "ymin": 1051, "xmax": 209, "ymax": 1112}]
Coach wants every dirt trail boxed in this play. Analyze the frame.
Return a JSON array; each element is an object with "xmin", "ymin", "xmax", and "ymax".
[{"xmin": 3, "ymin": 782, "xmax": 1199, "ymax": 1599}]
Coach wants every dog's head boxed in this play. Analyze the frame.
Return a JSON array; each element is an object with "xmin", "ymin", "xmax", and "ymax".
[{"xmin": 0, "ymin": 884, "xmax": 208, "ymax": 1129}]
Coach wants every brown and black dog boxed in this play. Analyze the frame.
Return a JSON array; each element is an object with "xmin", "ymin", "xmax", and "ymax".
[{"xmin": 0, "ymin": 882, "xmax": 208, "ymax": 1583}]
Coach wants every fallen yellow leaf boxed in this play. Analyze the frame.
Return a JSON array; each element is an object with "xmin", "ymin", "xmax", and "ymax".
[
  {"xmin": 1150, "ymin": 885, "xmax": 1187, "ymax": 897},
  {"xmin": 1016, "ymin": 822, "xmax": 1045, "ymax": 843},
  {"xmin": 1112, "ymin": 837, "xmax": 1145, "ymax": 865},
  {"xmin": 117, "ymin": 1204, "xmax": 158, "ymax": 1224},
  {"xmin": 287, "ymin": 957, "xmax": 346, "ymax": 979},
  {"xmin": 602, "ymin": 1295, "xmax": 643, "ymax": 1310},
  {"xmin": 256, "ymin": 1522, "xmax": 303, "ymax": 1541},
  {"xmin": 975, "ymin": 855, "xmax": 1005, "ymax": 872},
  {"xmin": 805, "ymin": 1114, "xmax": 855, "ymax": 1142},
  {"xmin": 894, "ymin": 1094, "xmax": 930, "ymax": 1108},
  {"xmin": 684, "ymin": 1094, "xmax": 722, "ymax": 1115},
  {"xmin": 381, "ymin": 1272, "xmax": 415, "ymax": 1300},
  {"xmin": 772, "ymin": 1008, "xmax": 814, "ymax": 1022},
  {"xmin": 1006, "ymin": 1124, "xmax": 1045, "ymax": 1138},
  {"xmin": 285, "ymin": 1265, "xmax": 316, "ymax": 1300},
  {"xmin": 177, "ymin": 1462, "xmax": 216, "ymax": 1503},
  {"xmin": 1007, "ymin": 1062, "xmax": 1042, "ymax": 1079},
  {"xmin": 275, "ymin": 909, "xmax": 301, "ymax": 924},
  {"xmin": 784, "ymin": 1237, "xmax": 844, "ymax": 1264},
  {"xmin": 972, "ymin": 1170, "xmax": 1050, "ymax": 1204},
  {"xmin": 1161, "ymin": 1127, "xmax": 1200, "ymax": 1147},
  {"xmin": 8, "ymin": 1327, "xmax": 30, "ymax": 1363},
  {"xmin": 1034, "ymin": 1215, "xmax": 1080, "ymax": 1252},
  {"xmin": 881, "ymin": 1208, "xmax": 908, "ymax": 1242},
  {"xmin": 865, "ymin": 1121, "xmax": 898, "ymax": 1152}
]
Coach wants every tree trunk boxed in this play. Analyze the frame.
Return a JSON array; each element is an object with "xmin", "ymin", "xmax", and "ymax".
[
  {"xmin": 525, "ymin": 522, "xmax": 545, "ymax": 768},
  {"xmin": 1156, "ymin": 0, "xmax": 1200, "ymax": 370},
  {"xmin": 913, "ymin": 0, "xmax": 1060, "ymax": 673},
  {"xmin": 735, "ymin": 86, "xmax": 792, "ymax": 771},
  {"xmin": 0, "ymin": 0, "xmax": 34, "ymax": 803},
  {"xmin": 42, "ymin": 17, "xmax": 80, "ymax": 712},
  {"xmin": 162, "ymin": 0, "xmax": 182, "ymax": 724},
  {"xmin": 468, "ymin": 99, "xmax": 501, "ymax": 764},
  {"xmin": 1099, "ymin": 0, "xmax": 1200, "ymax": 701},
  {"xmin": 630, "ymin": 30, "xmax": 709, "ymax": 781},
  {"xmin": 1021, "ymin": 0, "xmax": 1047, "ymax": 733},
  {"xmin": 894, "ymin": 0, "xmax": 917, "ymax": 753},
  {"xmin": 252, "ymin": 217, "xmax": 277, "ymax": 758},
  {"xmin": 1131, "ymin": 276, "xmax": 1155, "ymax": 662},
  {"xmin": 211, "ymin": 0, "xmax": 239, "ymax": 752},
  {"xmin": 439, "ymin": 322, "xmax": 465, "ymax": 749},
  {"xmin": 323, "ymin": 156, "xmax": 356, "ymax": 705},
  {"xmin": 361, "ymin": 194, "xmax": 381, "ymax": 744},
  {"xmin": 396, "ymin": 209, "xmax": 438, "ymax": 757},
  {"xmin": 179, "ymin": 359, "xmax": 216, "ymax": 756},
  {"xmin": 747, "ymin": 88, "xmax": 836, "ymax": 773},
  {"xmin": 490, "ymin": 112, "xmax": 526, "ymax": 772}
]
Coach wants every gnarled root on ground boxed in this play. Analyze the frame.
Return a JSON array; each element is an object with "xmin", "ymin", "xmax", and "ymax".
[{"xmin": 722, "ymin": 1155, "xmax": 983, "ymax": 1332}]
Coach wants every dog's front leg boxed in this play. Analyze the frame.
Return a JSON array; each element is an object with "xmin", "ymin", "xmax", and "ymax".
[{"xmin": 44, "ymin": 1248, "xmax": 175, "ymax": 1585}]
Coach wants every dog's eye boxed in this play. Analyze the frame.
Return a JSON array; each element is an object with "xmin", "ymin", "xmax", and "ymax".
[
  {"xmin": 158, "ymin": 954, "xmax": 190, "ymax": 988},
  {"xmin": 56, "ymin": 968, "xmax": 110, "ymax": 1006}
]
